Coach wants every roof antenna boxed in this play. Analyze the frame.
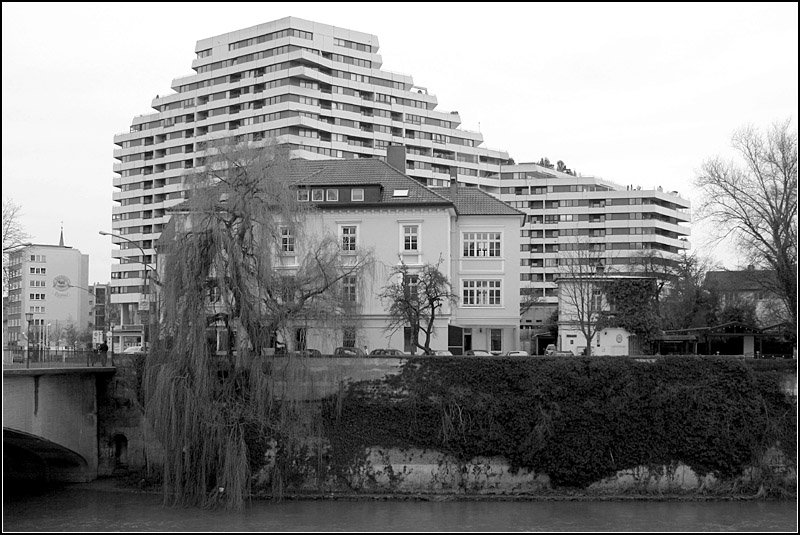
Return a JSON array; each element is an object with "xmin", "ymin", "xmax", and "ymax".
[{"xmin": 59, "ymin": 221, "xmax": 64, "ymax": 247}]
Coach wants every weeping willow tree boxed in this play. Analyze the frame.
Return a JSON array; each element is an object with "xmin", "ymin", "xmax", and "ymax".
[{"xmin": 144, "ymin": 139, "xmax": 373, "ymax": 509}]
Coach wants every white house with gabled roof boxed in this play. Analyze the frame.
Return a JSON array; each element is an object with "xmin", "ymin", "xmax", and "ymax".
[{"xmin": 159, "ymin": 151, "xmax": 524, "ymax": 355}]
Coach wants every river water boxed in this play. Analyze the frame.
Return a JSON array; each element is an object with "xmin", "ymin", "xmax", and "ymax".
[{"xmin": 3, "ymin": 484, "xmax": 797, "ymax": 532}]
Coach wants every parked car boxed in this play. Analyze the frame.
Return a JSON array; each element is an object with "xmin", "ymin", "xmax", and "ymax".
[
  {"xmin": 464, "ymin": 349, "xmax": 493, "ymax": 356},
  {"xmin": 544, "ymin": 345, "xmax": 575, "ymax": 357},
  {"xmin": 295, "ymin": 348, "xmax": 322, "ymax": 358},
  {"xmin": 122, "ymin": 345, "xmax": 145, "ymax": 354},
  {"xmin": 333, "ymin": 346, "xmax": 367, "ymax": 357},
  {"xmin": 504, "ymin": 350, "xmax": 530, "ymax": 357},
  {"xmin": 543, "ymin": 344, "xmax": 575, "ymax": 356},
  {"xmin": 431, "ymin": 349, "xmax": 453, "ymax": 356},
  {"xmin": 369, "ymin": 348, "xmax": 406, "ymax": 356}
]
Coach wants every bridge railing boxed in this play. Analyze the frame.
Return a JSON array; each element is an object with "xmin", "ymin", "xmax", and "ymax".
[{"xmin": 2, "ymin": 348, "xmax": 115, "ymax": 368}]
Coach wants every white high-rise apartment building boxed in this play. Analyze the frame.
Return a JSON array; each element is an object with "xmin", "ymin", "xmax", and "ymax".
[{"xmin": 112, "ymin": 16, "xmax": 689, "ymax": 330}]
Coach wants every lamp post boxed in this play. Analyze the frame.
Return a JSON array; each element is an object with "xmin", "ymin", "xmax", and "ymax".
[
  {"xmin": 99, "ymin": 230, "xmax": 160, "ymax": 350},
  {"xmin": 25, "ymin": 312, "xmax": 33, "ymax": 369},
  {"xmin": 109, "ymin": 323, "xmax": 115, "ymax": 365}
]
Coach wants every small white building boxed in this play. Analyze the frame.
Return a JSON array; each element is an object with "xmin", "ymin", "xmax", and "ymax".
[{"xmin": 557, "ymin": 274, "xmax": 654, "ymax": 356}]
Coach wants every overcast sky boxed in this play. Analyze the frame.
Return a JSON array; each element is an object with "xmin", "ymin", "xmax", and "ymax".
[{"xmin": 2, "ymin": 2, "xmax": 797, "ymax": 283}]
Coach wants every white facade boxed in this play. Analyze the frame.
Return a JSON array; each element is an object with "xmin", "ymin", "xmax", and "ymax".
[
  {"xmin": 5, "ymin": 244, "xmax": 90, "ymax": 348},
  {"xmin": 113, "ymin": 16, "xmax": 690, "ymax": 333},
  {"xmin": 299, "ymin": 206, "xmax": 524, "ymax": 354},
  {"xmin": 159, "ymin": 159, "xmax": 524, "ymax": 355},
  {"xmin": 557, "ymin": 275, "xmax": 653, "ymax": 356},
  {"xmin": 447, "ymin": 212, "xmax": 522, "ymax": 353}
]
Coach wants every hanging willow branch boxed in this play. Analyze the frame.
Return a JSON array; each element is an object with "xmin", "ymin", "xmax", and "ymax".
[{"xmin": 144, "ymin": 139, "xmax": 374, "ymax": 510}]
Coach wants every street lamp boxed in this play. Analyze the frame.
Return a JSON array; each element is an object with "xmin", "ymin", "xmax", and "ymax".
[
  {"xmin": 25, "ymin": 312, "xmax": 33, "ymax": 369},
  {"xmin": 99, "ymin": 230, "xmax": 160, "ymax": 350}
]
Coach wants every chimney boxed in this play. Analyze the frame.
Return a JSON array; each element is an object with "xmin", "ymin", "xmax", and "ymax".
[
  {"xmin": 386, "ymin": 144, "xmax": 406, "ymax": 173},
  {"xmin": 450, "ymin": 166, "xmax": 458, "ymax": 198}
]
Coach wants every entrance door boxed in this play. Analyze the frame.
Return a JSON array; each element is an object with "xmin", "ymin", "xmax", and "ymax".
[
  {"xmin": 463, "ymin": 328, "xmax": 472, "ymax": 352},
  {"xmin": 490, "ymin": 328, "xmax": 502, "ymax": 353}
]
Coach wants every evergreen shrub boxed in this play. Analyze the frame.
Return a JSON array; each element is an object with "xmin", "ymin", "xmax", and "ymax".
[{"xmin": 322, "ymin": 356, "xmax": 796, "ymax": 489}]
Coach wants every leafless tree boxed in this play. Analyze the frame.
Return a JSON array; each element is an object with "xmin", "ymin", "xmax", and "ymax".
[
  {"xmin": 557, "ymin": 240, "xmax": 610, "ymax": 356},
  {"xmin": 2, "ymin": 198, "xmax": 30, "ymax": 293},
  {"xmin": 695, "ymin": 119, "xmax": 797, "ymax": 332},
  {"xmin": 380, "ymin": 258, "xmax": 457, "ymax": 355}
]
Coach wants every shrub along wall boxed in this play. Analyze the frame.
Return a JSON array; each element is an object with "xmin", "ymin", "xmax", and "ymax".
[{"xmin": 316, "ymin": 356, "xmax": 796, "ymax": 491}]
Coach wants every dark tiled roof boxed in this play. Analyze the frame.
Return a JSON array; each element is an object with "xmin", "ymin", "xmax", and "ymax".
[
  {"xmin": 169, "ymin": 158, "xmax": 523, "ymax": 217},
  {"xmin": 704, "ymin": 270, "xmax": 778, "ymax": 291},
  {"xmin": 432, "ymin": 186, "xmax": 525, "ymax": 217},
  {"xmin": 286, "ymin": 158, "xmax": 451, "ymax": 206}
]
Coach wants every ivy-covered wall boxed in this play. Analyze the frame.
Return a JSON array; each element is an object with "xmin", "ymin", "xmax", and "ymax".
[{"xmin": 304, "ymin": 356, "xmax": 796, "ymax": 493}]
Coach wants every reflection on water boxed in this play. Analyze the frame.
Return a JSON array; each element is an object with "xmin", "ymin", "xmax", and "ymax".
[{"xmin": 3, "ymin": 484, "xmax": 797, "ymax": 532}]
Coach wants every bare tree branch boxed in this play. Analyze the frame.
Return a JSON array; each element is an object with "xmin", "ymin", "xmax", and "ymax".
[
  {"xmin": 695, "ymin": 119, "xmax": 798, "ymax": 332},
  {"xmin": 2, "ymin": 198, "xmax": 30, "ymax": 294}
]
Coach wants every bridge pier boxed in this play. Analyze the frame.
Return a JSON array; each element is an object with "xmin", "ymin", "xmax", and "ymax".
[{"xmin": 3, "ymin": 367, "xmax": 114, "ymax": 483}]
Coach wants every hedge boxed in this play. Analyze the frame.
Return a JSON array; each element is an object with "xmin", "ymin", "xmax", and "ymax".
[{"xmin": 320, "ymin": 356, "xmax": 796, "ymax": 489}]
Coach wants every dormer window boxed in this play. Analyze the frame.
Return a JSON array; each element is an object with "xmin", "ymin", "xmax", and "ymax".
[
  {"xmin": 326, "ymin": 189, "xmax": 339, "ymax": 201},
  {"xmin": 351, "ymin": 188, "xmax": 364, "ymax": 201},
  {"xmin": 297, "ymin": 189, "xmax": 309, "ymax": 202},
  {"xmin": 312, "ymin": 189, "xmax": 324, "ymax": 201}
]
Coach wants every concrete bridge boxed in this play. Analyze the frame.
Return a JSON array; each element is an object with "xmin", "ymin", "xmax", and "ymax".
[{"xmin": 3, "ymin": 365, "xmax": 115, "ymax": 482}]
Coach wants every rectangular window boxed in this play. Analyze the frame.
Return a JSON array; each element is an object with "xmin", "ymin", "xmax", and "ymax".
[
  {"xmin": 342, "ymin": 276, "xmax": 357, "ymax": 303},
  {"xmin": 351, "ymin": 188, "xmax": 364, "ymax": 201},
  {"xmin": 462, "ymin": 232, "xmax": 501, "ymax": 257},
  {"xmin": 462, "ymin": 280, "xmax": 501, "ymax": 306},
  {"xmin": 403, "ymin": 225, "xmax": 419, "ymax": 251},
  {"xmin": 326, "ymin": 189, "xmax": 339, "ymax": 201},
  {"xmin": 297, "ymin": 189, "xmax": 309, "ymax": 202},
  {"xmin": 312, "ymin": 189, "xmax": 324, "ymax": 201},
  {"xmin": 341, "ymin": 226, "xmax": 357, "ymax": 251},
  {"xmin": 280, "ymin": 227, "xmax": 295, "ymax": 253},
  {"xmin": 591, "ymin": 289, "xmax": 603, "ymax": 311},
  {"xmin": 404, "ymin": 274, "xmax": 419, "ymax": 301}
]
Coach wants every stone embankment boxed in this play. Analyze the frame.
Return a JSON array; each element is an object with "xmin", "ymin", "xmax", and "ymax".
[{"xmin": 98, "ymin": 355, "xmax": 797, "ymax": 497}]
